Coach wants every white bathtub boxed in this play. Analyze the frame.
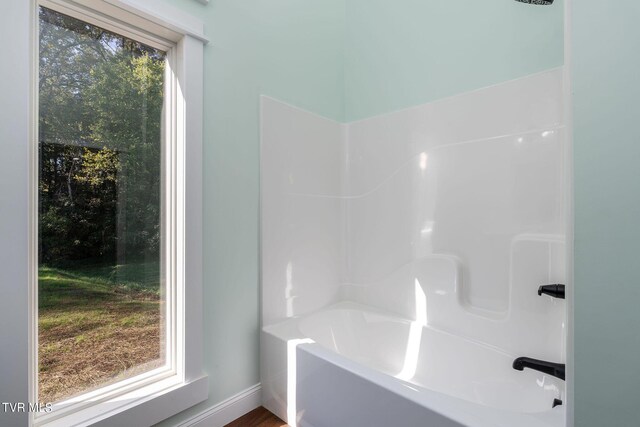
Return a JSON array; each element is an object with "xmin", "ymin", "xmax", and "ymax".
[{"xmin": 261, "ymin": 302, "xmax": 565, "ymax": 427}]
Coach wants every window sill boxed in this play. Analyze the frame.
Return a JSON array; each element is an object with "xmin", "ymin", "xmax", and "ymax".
[{"xmin": 36, "ymin": 375, "xmax": 208, "ymax": 427}]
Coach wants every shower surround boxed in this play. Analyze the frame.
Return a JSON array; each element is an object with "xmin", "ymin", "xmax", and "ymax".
[{"xmin": 261, "ymin": 68, "xmax": 566, "ymax": 427}]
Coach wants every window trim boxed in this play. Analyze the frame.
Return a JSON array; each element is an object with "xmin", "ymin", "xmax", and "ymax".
[{"xmin": 27, "ymin": 1, "xmax": 208, "ymax": 426}]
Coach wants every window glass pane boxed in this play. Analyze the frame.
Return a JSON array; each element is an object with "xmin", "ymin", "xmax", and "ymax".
[{"xmin": 38, "ymin": 6, "xmax": 166, "ymax": 403}]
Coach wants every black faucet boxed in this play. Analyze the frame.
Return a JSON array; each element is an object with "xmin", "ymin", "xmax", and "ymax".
[
  {"xmin": 538, "ymin": 284, "xmax": 565, "ymax": 299},
  {"xmin": 512, "ymin": 357, "xmax": 565, "ymax": 380}
]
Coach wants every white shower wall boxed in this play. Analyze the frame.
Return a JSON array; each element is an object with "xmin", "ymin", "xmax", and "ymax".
[
  {"xmin": 260, "ymin": 98, "xmax": 346, "ymax": 326},
  {"xmin": 261, "ymin": 68, "xmax": 566, "ymax": 360}
]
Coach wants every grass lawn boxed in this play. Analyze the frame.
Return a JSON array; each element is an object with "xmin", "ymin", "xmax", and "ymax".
[{"xmin": 38, "ymin": 262, "xmax": 164, "ymax": 403}]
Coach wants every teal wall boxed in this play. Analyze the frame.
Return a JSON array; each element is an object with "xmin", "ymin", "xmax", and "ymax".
[
  {"xmin": 344, "ymin": 0, "xmax": 564, "ymax": 121},
  {"xmin": 155, "ymin": 0, "xmax": 345, "ymax": 424},
  {"xmin": 573, "ymin": 1, "xmax": 640, "ymax": 426}
]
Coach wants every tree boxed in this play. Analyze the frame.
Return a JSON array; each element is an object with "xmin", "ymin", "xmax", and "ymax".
[{"xmin": 38, "ymin": 6, "xmax": 165, "ymax": 266}]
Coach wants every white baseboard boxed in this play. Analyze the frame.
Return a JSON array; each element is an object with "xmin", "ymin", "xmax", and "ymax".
[{"xmin": 175, "ymin": 384, "xmax": 262, "ymax": 427}]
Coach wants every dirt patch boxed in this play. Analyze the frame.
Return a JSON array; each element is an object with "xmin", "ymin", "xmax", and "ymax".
[{"xmin": 39, "ymin": 299, "xmax": 164, "ymax": 403}]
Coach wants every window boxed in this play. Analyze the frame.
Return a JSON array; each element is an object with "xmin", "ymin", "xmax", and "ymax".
[
  {"xmin": 0, "ymin": 0, "xmax": 210, "ymax": 425},
  {"xmin": 38, "ymin": 6, "xmax": 169, "ymax": 404}
]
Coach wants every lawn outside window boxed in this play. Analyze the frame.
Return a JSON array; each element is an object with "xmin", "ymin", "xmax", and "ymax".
[{"xmin": 27, "ymin": 1, "xmax": 208, "ymax": 426}]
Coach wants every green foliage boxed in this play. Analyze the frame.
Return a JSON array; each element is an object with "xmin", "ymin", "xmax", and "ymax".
[{"xmin": 38, "ymin": 7, "xmax": 165, "ymax": 266}]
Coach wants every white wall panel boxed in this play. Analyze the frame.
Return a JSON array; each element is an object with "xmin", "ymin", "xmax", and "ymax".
[
  {"xmin": 261, "ymin": 68, "xmax": 566, "ymax": 361},
  {"xmin": 261, "ymin": 97, "xmax": 345, "ymax": 326}
]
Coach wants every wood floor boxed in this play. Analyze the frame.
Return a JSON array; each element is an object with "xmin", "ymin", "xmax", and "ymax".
[{"xmin": 224, "ymin": 407, "xmax": 289, "ymax": 427}]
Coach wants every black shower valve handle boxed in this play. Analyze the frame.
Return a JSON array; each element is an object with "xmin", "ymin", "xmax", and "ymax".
[{"xmin": 538, "ymin": 284, "xmax": 565, "ymax": 299}]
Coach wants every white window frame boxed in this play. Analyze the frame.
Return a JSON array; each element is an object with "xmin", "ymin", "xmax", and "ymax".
[{"xmin": 0, "ymin": 1, "xmax": 208, "ymax": 426}]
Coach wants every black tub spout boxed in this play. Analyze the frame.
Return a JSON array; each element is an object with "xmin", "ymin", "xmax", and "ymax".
[{"xmin": 513, "ymin": 357, "xmax": 565, "ymax": 380}]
